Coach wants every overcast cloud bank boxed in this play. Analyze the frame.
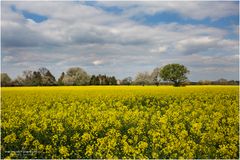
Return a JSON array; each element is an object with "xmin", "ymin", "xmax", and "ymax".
[{"xmin": 1, "ymin": 1, "xmax": 239, "ymax": 81}]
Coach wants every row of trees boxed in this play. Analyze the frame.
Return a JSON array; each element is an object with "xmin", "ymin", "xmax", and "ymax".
[
  {"xmin": 90, "ymin": 75, "xmax": 117, "ymax": 85},
  {"xmin": 1, "ymin": 64, "xmax": 185, "ymax": 87},
  {"xmin": 134, "ymin": 64, "xmax": 189, "ymax": 86},
  {"xmin": 195, "ymin": 79, "xmax": 239, "ymax": 85},
  {"xmin": 1, "ymin": 64, "xmax": 239, "ymax": 87},
  {"xmin": 1, "ymin": 67, "xmax": 91, "ymax": 86},
  {"xmin": 1, "ymin": 67, "xmax": 118, "ymax": 86},
  {"xmin": 1, "ymin": 68, "xmax": 56, "ymax": 86}
]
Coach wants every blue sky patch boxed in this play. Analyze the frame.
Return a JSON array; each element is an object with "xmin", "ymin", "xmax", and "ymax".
[
  {"xmin": 99, "ymin": 6, "xmax": 123, "ymax": 15},
  {"xmin": 10, "ymin": 5, "xmax": 17, "ymax": 12},
  {"xmin": 133, "ymin": 11, "xmax": 239, "ymax": 28},
  {"xmin": 10, "ymin": 5, "xmax": 48, "ymax": 23},
  {"xmin": 21, "ymin": 10, "xmax": 48, "ymax": 23},
  {"xmin": 83, "ymin": 1, "xmax": 123, "ymax": 15},
  {"xmin": 131, "ymin": 11, "xmax": 239, "ymax": 40}
]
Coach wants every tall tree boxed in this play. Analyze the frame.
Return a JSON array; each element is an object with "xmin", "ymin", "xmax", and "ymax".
[
  {"xmin": 217, "ymin": 78, "xmax": 228, "ymax": 85},
  {"xmin": 102, "ymin": 75, "xmax": 108, "ymax": 85},
  {"xmin": 58, "ymin": 72, "xmax": 65, "ymax": 85},
  {"xmin": 1, "ymin": 73, "xmax": 11, "ymax": 86},
  {"xmin": 134, "ymin": 72, "xmax": 152, "ymax": 86},
  {"xmin": 32, "ymin": 71, "xmax": 42, "ymax": 86},
  {"xmin": 151, "ymin": 67, "xmax": 161, "ymax": 86},
  {"xmin": 63, "ymin": 67, "xmax": 90, "ymax": 85},
  {"xmin": 98, "ymin": 74, "xmax": 106, "ymax": 85},
  {"xmin": 22, "ymin": 70, "xmax": 33, "ymax": 86},
  {"xmin": 39, "ymin": 67, "xmax": 48, "ymax": 76},
  {"xmin": 159, "ymin": 64, "xmax": 189, "ymax": 86},
  {"xmin": 12, "ymin": 76, "xmax": 24, "ymax": 86},
  {"xmin": 121, "ymin": 77, "xmax": 132, "ymax": 85},
  {"xmin": 44, "ymin": 70, "xmax": 56, "ymax": 86},
  {"xmin": 109, "ymin": 76, "xmax": 117, "ymax": 85},
  {"xmin": 95, "ymin": 76, "xmax": 100, "ymax": 85},
  {"xmin": 90, "ymin": 75, "xmax": 96, "ymax": 85},
  {"xmin": 38, "ymin": 67, "xmax": 56, "ymax": 86}
]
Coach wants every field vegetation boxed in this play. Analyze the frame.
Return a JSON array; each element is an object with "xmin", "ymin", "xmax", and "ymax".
[{"xmin": 1, "ymin": 86, "xmax": 239, "ymax": 159}]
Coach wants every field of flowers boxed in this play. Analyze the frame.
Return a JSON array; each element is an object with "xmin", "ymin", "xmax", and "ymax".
[{"xmin": 1, "ymin": 86, "xmax": 239, "ymax": 159}]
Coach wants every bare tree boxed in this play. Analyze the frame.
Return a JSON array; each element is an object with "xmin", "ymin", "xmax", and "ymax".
[
  {"xmin": 134, "ymin": 72, "xmax": 152, "ymax": 86},
  {"xmin": 38, "ymin": 67, "xmax": 56, "ymax": 85},
  {"xmin": 22, "ymin": 70, "xmax": 33, "ymax": 86},
  {"xmin": 151, "ymin": 67, "xmax": 161, "ymax": 86},
  {"xmin": 12, "ymin": 76, "xmax": 25, "ymax": 86},
  {"xmin": 63, "ymin": 67, "xmax": 90, "ymax": 85}
]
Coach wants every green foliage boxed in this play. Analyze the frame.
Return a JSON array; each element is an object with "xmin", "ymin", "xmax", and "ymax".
[
  {"xmin": 160, "ymin": 64, "xmax": 189, "ymax": 86},
  {"xmin": 121, "ymin": 77, "xmax": 132, "ymax": 85},
  {"xmin": 58, "ymin": 72, "xmax": 65, "ymax": 85},
  {"xmin": 1, "ymin": 73, "xmax": 11, "ymax": 86},
  {"xmin": 32, "ymin": 71, "xmax": 42, "ymax": 86},
  {"xmin": 17, "ymin": 68, "xmax": 56, "ymax": 86},
  {"xmin": 90, "ymin": 75, "xmax": 117, "ymax": 85},
  {"xmin": 40, "ymin": 68, "xmax": 56, "ymax": 86},
  {"xmin": 1, "ymin": 86, "xmax": 239, "ymax": 159}
]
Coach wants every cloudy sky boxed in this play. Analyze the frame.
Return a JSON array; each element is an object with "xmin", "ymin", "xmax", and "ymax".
[{"xmin": 1, "ymin": 1, "xmax": 239, "ymax": 81}]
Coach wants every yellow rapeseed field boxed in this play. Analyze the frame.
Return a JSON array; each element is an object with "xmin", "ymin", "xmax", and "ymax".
[{"xmin": 1, "ymin": 86, "xmax": 239, "ymax": 159}]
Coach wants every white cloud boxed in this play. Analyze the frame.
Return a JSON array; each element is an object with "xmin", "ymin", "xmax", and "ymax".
[
  {"xmin": 92, "ymin": 60, "xmax": 104, "ymax": 66},
  {"xmin": 1, "ymin": 1, "xmax": 239, "ymax": 81},
  {"xmin": 176, "ymin": 37, "xmax": 218, "ymax": 54},
  {"xmin": 150, "ymin": 46, "xmax": 167, "ymax": 53},
  {"xmin": 3, "ymin": 56, "xmax": 14, "ymax": 62}
]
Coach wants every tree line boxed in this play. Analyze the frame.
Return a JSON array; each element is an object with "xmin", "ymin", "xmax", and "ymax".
[
  {"xmin": 1, "ymin": 64, "xmax": 239, "ymax": 87},
  {"xmin": 1, "ymin": 67, "xmax": 118, "ymax": 87}
]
